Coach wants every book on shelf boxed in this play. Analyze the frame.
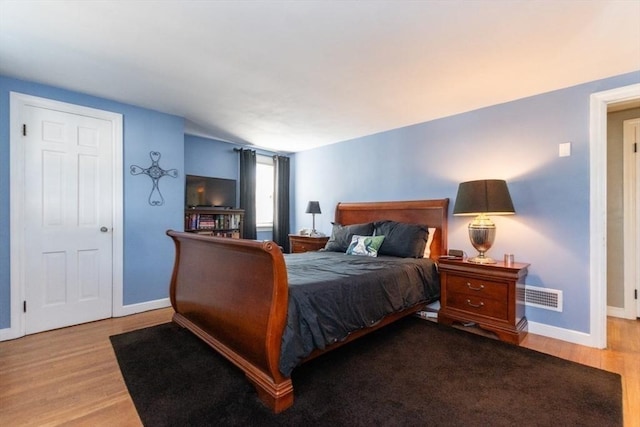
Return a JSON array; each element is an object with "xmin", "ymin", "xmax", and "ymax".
[{"xmin": 185, "ymin": 213, "xmax": 242, "ymax": 231}]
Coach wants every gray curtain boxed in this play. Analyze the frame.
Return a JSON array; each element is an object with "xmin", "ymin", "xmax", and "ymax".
[
  {"xmin": 273, "ymin": 155, "xmax": 290, "ymax": 252},
  {"xmin": 239, "ymin": 148, "xmax": 257, "ymax": 239}
]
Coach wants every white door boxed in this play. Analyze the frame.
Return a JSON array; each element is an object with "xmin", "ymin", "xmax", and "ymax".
[
  {"xmin": 22, "ymin": 105, "xmax": 114, "ymax": 334},
  {"xmin": 623, "ymin": 118, "xmax": 640, "ymax": 318}
]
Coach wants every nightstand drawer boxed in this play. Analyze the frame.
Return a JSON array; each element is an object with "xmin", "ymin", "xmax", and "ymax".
[
  {"xmin": 291, "ymin": 241, "xmax": 315, "ymax": 253},
  {"xmin": 446, "ymin": 292, "xmax": 508, "ymax": 320},
  {"xmin": 446, "ymin": 274, "xmax": 507, "ymax": 300},
  {"xmin": 289, "ymin": 235, "xmax": 329, "ymax": 253}
]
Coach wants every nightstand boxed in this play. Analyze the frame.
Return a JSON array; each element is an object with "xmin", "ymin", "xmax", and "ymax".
[
  {"xmin": 438, "ymin": 258, "xmax": 529, "ymax": 344},
  {"xmin": 288, "ymin": 234, "xmax": 329, "ymax": 253}
]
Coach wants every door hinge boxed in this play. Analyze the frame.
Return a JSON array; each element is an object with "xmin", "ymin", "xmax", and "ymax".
[
  {"xmin": 635, "ymin": 289, "xmax": 638, "ymax": 300},
  {"xmin": 634, "ymin": 142, "xmax": 637, "ymax": 153},
  {"xmin": 22, "ymin": 124, "xmax": 27, "ymax": 136},
  {"xmin": 23, "ymin": 300, "xmax": 27, "ymax": 313}
]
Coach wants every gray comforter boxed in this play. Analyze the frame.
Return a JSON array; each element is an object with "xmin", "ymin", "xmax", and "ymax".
[{"xmin": 279, "ymin": 251, "xmax": 440, "ymax": 375}]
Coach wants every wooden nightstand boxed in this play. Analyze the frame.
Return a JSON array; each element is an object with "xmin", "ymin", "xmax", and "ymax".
[
  {"xmin": 438, "ymin": 258, "xmax": 529, "ymax": 344},
  {"xmin": 288, "ymin": 234, "xmax": 329, "ymax": 253}
]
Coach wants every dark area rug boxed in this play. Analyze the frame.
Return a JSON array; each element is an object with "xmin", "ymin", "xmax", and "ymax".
[{"xmin": 110, "ymin": 317, "xmax": 622, "ymax": 427}]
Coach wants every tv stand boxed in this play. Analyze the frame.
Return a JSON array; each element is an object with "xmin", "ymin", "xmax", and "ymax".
[{"xmin": 185, "ymin": 207, "xmax": 244, "ymax": 238}]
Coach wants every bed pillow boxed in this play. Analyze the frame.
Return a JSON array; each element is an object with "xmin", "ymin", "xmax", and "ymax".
[
  {"xmin": 423, "ymin": 227, "xmax": 436, "ymax": 258},
  {"xmin": 346, "ymin": 235, "xmax": 385, "ymax": 257},
  {"xmin": 323, "ymin": 222, "xmax": 375, "ymax": 252},
  {"xmin": 373, "ymin": 220, "xmax": 429, "ymax": 258}
]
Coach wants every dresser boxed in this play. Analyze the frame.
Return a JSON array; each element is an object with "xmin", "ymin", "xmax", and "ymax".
[{"xmin": 438, "ymin": 258, "xmax": 529, "ymax": 344}]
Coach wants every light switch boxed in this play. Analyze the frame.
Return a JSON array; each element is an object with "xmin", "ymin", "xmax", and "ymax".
[{"xmin": 559, "ymin": 142, "xmax": 571, "ymax": 157}]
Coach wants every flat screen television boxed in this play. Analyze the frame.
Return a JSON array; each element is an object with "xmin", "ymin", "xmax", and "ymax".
[{"xmin": 185, "ymin": 175, "xmax": 237, "ymax": 208}]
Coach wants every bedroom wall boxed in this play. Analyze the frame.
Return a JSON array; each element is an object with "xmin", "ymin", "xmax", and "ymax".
[
  {"xmin": 292, "ymin": 71, "xmax": 640, "ymax": 335},
  {"xmin": 185, "ymin": 134, "xmax": 240, "ymax": 180},
  {"xmin": 2, "ymin": 71, "xmax": 638, "ymax": 336},
  {"xmin": 0, "ymin": 75, "xmax": 185, "ymax": 330},
  {"xmin": 183, "ymin": 134, "xmax": 281, "ymax": 241}
]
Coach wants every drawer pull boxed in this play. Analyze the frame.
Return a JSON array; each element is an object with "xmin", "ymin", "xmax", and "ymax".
[
  {"xmin": 466, "ymin": 299, "xmax": 485, "ymax": 308},
  {"xmin": 466, "ymin": 282, "xmax": 485, "ymax": 291}
]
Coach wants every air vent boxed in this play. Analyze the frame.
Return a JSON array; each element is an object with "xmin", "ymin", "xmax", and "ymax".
[{"xmin": 517, "ymin": 285, "xmax": 563, "ymax": 312}]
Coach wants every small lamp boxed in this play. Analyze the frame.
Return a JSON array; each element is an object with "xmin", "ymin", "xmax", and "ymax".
[
  {"xmin": 453, "ymin": 180, "xmax": 515, "ymax": 264},
  {"xmin": 305, "ymin": 201, "xmax": 321, "ymax": 236}
]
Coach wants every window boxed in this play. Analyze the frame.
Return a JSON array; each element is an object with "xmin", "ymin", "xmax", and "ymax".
[{"xmin": 256, "ymin": 155, "xmax": 274, "ymax": 228}]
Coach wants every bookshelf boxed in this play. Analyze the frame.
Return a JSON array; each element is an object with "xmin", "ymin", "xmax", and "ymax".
[{"xmin": 185, "ymin": 208, "xmax": 244, "ymax": 239}]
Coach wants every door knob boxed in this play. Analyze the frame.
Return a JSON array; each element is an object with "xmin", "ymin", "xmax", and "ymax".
[{"xmin": 100, "ymin": 226, "xmax": 109, "ymax": 233}]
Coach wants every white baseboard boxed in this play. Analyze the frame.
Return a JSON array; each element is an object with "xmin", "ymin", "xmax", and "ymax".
[
  {"xmin": 0, "ymin": 298, "xmax": 172, "ymax": 342},
  {"xmin": 113, "ymin": 298, "xmax": 171, "ymax": 317},
  {"xmin": 529, "ymin": 305, "xmax": 638, "ymax": 347},
  {"xmin": 528, "ymin": 320, "xmax": 597, "ymax": 348},
  {"xmin": 0, "ymin": 325, "xmax": 22, "ymax": 342},
  {"xmin": 606, "ymin": 305, "xmax": 635, "ymax": 319}
]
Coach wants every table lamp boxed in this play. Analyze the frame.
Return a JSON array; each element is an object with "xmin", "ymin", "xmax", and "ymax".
[
  {"xmin": 305, "ymin": 201, "xmax": 321, "ymax": 236},
  {"xmin": 453, "ymin": 179, "xmax": 515, "ymax": 264}
]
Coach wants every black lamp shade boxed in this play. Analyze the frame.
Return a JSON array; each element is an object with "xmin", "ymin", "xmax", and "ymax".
[
  {"xmin": 453, "ymin": 180, "xmax": 515, "ymax": 216},
  {"xmin": 305, "ymin": 201, "xmax": 321, "ymax": 214}
]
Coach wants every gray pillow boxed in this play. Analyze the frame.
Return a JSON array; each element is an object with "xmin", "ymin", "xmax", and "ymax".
[
  {"xmin": 322, "ymin": 222, "xmax": 375, "ymax": 252},
  {"xmin": 373, "ymin": 220, "xmax": 429, "ymax": 258}
]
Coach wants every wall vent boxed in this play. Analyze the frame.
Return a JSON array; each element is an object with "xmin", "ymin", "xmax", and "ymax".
[{"xmin": 517, "ymin": 285, "xmax": 563, "ymax": 312}]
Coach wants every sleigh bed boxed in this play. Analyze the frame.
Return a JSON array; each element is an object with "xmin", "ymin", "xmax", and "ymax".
[{"xmin": 166, "ymin": 199, "xmax": 449, "ymax": 413}]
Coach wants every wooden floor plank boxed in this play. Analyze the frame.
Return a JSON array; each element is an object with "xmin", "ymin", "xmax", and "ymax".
[{"xmin": 0, "ymin": 308, "xmax": 637, "ymax": 426}]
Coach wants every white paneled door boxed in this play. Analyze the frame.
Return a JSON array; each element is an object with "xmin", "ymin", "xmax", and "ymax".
[{"xmin": 22, "ymin": 105, "xmax": 114, "ymax": 334}]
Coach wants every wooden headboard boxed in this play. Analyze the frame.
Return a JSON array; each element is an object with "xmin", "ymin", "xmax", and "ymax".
[{"xmin": 333, "ymin": 199, "xmax": 449, "ymax": 262}]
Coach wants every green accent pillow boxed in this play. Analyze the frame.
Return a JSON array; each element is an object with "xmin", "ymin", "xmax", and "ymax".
[{"xmin": 346, "ymin": 235, "xmax": 386, "ymax": 257}]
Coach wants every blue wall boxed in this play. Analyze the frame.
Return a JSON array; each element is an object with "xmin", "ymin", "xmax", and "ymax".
[
  {"xmin": 184, "ymin": 134, "xmax": 277, "ymax": 241},
  {"xmin": 0, "ymin": 76, "xmax": 184, "ymax": 328},
  {"xmin": 292, "ymin": 71, "xmax": 640, "ymax": 334},
  {"xmin": 185, "ymin": 134, "xmax": 239, "ymax": 179}
]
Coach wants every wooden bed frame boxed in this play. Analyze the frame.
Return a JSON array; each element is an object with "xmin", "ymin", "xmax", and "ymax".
[{"xmin": 166, "ymin": 199, "xmax": 449, "ymax": 413}]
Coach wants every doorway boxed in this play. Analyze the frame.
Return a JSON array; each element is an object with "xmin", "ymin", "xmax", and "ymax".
[
  {"xmin": 623, "ymin": 118, "xmax": 640, "ymax": 319},
  {"xmin": 622, "ymin": 118, "xmax": 640, "ymax": 318},
  {"xmin": 7, "ymin": 93, "xmax": 124, "ymax": 339},
  {"xmin": 607, "ymin": 112, "xmax": 640, "ymax": 321},
  {"xmin": 590, "ymin": 83, "xmax": 640, "ymax": 349}
]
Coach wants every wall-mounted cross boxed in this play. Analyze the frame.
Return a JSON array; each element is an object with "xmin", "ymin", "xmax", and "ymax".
[{"xmin": 130, "ymin": 151, "xmax": 178, "ymax": 206}]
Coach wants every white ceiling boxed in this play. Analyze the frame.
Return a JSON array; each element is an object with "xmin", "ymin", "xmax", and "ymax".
[{"xmin": 1, "ymin": 1, "xmax": 639, "ymax": 153}]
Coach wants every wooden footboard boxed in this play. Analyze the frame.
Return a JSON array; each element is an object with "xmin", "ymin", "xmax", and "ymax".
[{"xmin": 166, "ymin": 231, "xmax": 293, "ymax": 412}]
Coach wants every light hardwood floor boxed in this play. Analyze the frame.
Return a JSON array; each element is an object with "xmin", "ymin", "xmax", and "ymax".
[{"xmin": 0, "ymin": 308, "xmax": 638, "ymax": 426}]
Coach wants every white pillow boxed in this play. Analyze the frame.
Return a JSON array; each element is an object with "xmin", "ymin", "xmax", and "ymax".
[{"xmin": 423, "ymin": 228, "xmax": 436, "ymax": 258}]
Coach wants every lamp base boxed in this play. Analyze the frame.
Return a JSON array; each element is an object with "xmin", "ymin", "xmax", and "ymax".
[
  {"xmin": 467, "ymin": 255, "xmax": 497, "ymax": 264},
  {"xmin": 467, "ymin": 214, "xmax": 497, "ymax": 264}
]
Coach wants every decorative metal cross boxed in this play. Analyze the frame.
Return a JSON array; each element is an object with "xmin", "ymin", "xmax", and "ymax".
[{"xmin": 130, "ymin": 151, "xmax": 178, "ymax": 206}]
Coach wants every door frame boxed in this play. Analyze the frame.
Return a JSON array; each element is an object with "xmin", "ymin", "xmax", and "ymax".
[
  {"xmin": 6, "ymin": 92, "xmax": 123, "ymax": 340},
  {"xmin": 590, "ymin": 83, "xmax": 640, "ymax": 348}
]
